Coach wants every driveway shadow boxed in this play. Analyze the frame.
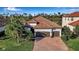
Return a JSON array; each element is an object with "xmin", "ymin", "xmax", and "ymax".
[
  {"xmin": 35, "ymin": 32, "xmax": 49, "ymax": 41},
  {"xmin": 35, "ymin": 37, "xmax": 45, "ymax": 41}
]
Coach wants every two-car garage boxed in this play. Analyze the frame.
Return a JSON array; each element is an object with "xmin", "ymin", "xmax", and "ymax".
[{"xmin": 34, "ymin": 29, "xmax": 61, "ymax": 37}]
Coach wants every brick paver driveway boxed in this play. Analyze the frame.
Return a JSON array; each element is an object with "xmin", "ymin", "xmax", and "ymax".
[{"xmin": 33, "ymin": 37, "xmax": 69, "ymax": 51}]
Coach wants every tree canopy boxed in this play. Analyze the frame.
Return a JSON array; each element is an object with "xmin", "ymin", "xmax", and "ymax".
[{"xmin": 4, "ymin": 15, "xmax": 33, "ymax": 43}]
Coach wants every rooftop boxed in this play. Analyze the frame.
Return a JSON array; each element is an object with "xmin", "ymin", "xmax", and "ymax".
[
  {"xmin": 69, "ymin": 20, "xmax": 79, "ymax": 26},
  {"xmin": 63, "ymin": 12, "xmax": 79, "ymax": 17},
  {"xmin": 27, "ymin": 16, "xmax": 61, "ymax": 29}
]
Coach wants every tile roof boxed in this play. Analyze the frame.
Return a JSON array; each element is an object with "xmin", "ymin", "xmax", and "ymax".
[
  {"xmin": 69, "ymin": 20, "xmax": 79, "ymax": 26},
  {"xmin": 27, "ymin": 16, "xmax": 61, "ymax": 29},
  {"xmin": 63, "ymin": 12, "xmax": 79, "ymax": 17}
]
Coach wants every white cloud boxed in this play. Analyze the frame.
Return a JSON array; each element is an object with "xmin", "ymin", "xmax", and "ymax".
[
  {"xmin": 62, "ymin": 8, "xmax": 79, "ymax": 13},
  {"xmin": 4, "ymin": 7, "xmax": 21, "ymax": 11},
  {"xmin": 70, "ymin": 8, "xmax": 79, "ymax": 11}
]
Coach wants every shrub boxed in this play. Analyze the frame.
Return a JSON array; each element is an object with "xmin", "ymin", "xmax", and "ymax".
[
  {"xmin": 62, "ymin": 26, "xmax": 71, "ymax": 40},
  {"xmin": 70, "ymin": 32, "xmax": 78, "ymax": 39},
  {"xmin": 74, "ymin": 25, "xmax": 79, "ymax": 37}
]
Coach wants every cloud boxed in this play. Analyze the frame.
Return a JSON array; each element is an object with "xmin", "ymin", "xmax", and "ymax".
[
  {"xmin": 70, "ymin": 8, "xmax": 79, "ymax": 11},
  {"xmin": 61, "ymin": 8, "xmax": 79, "ymax": 13},
  {"xmin": 4, "ymin": 7, "xmax": 21, "ymax": 11}
]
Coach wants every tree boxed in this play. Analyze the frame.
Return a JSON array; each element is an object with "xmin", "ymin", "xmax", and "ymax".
[
  {"xmin": 23, "ymin": 13, "xmax": 27, "ymax": 17},
  {"xmin": 5, "ymin": 15, "xmax": 33, "ymax": 43},
  {"xmin": 28, "ymin": 14, "xmax": 33, "ymax": 19},
  {"xmin": 70, "ymin": 32, "xmax": 77, "ymax": 39},
  {"xmin": 35, "ymin": 13, "xmax": 62, "ymax": 25},
  {"xmin": 62, "ymin": 26, "xmax": 71, "ymax": 40},
  {"xmin": 5, "ymin": 16, "xmax": 23, "ymax": 43},
  {"xmin": 74, "ymin": 25, "xmax": 79, "ymax": 37}
]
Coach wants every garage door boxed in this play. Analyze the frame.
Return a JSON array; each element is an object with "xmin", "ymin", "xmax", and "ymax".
[
  {"xmin": 36, "ymin": 32, "xmax": 50, "ymax": 37},
  {"xmin": 53, "ymin": 31, "xmax": 60, "ymax": 37}
]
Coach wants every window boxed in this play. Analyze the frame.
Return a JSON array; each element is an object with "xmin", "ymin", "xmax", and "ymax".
[{"xmin": 71, "ymin": 17, "xmax": 73, "ymax": 21}]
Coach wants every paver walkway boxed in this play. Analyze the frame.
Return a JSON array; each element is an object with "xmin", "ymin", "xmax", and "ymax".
[{"xmin": 33, "ymin": 37, "xmax": 69, "ymax": 51}]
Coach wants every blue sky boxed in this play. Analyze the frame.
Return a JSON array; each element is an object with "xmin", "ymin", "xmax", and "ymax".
[{"xmin": 0, "ymin": 7, "xmax": 79, "ymax": 15}]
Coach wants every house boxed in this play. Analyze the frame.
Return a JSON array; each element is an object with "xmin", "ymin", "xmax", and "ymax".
[
  {"xmin": 0, "ymin": 17, "xmax": 7, "ymax": 32},
  {"xmin": 62, "ymin": 12, "xmax": 79, "ymax": 31},
  {"xmin": 69, "ymin": 20, "xmax": 79, "ymax": 26},
  {"xmin": 0, "ymin": 17, "xmax": 7, "ymax": 36},
  {"xmin": 26, "ymin": 16, "xmax": 61, "ymax": 37}
]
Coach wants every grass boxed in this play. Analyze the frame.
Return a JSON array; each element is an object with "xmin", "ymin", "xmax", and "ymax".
[
  {"xmin": 0, "ymin": 37, "xmax": 34, "ymax": 51},
  {"xmin": 66, "ymin": 38, "xmax": 79, "ymax": 51}
]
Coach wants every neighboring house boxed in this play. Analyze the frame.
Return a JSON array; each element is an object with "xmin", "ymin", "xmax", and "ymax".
[
  {"xmin": 26, "ymin": 16, "xmax": 61, "ymax": 37},
  {"xmin": 62, "ymin": 12, "xmax": 79, "ymax": 31},
  {"xmin": 0, "ymin": 17, "xmax": 7, "ymax": 32}
]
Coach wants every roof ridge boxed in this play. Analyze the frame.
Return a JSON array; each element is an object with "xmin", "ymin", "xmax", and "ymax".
[{"xmin": 27, "ymin": 16, "xmax": 61, "ymax": 29}]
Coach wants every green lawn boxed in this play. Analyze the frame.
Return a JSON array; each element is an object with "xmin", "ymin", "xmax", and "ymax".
[
  {"xmin": 66, "ymin": 38, "xmax": 79, "ymax": 51},
  {"xmin": 0, "ymin": 38, "xmax": 34, "ymax": 51}
]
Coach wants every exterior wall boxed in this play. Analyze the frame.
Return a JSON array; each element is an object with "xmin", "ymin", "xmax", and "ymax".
[
  {"xmin": 73, "ymin": 17, "xmax": 79, "ymax": 21},
  {"xmin": 29, "ymin": 23, "xmax": 37, "ymax": 27},
  {"xmin": 0, "ymin": 27, "xmax": 5, "ymax": 32},
  {"xmin": 34, "ymin": 29, "xmax": 52, "ymax": 32},
  {"xmin": 62, "ymin": 16, "xmax": 79, "ymax": 31}
]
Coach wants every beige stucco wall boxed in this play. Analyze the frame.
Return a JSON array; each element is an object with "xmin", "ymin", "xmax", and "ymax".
[
  {"xmin": 29, "ymin": 23, "xmax": 37, "ymax": 27},
  {"xmin": 62, "ymin": 17, "xmax": 79, "ymax": 27}
]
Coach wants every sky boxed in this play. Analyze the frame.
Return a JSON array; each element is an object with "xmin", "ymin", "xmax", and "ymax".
[{"xmin": 0, "ymin": 7, "xmax": 79, "ymax": 15}]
